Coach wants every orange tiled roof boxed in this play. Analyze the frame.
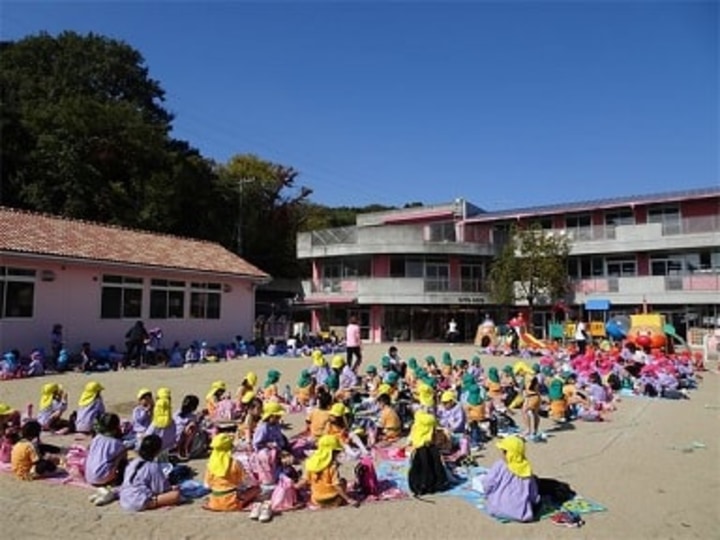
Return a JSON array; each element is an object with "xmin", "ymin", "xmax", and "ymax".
[{"xmin": 0, "ymin": 207, "xmax": 269, "ymax": 279}]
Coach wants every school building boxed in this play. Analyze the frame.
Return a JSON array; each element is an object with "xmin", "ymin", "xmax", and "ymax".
[
  {"xmin": 0, "ymin": 207, "xmax": 270, "ymax": 353},
  {"xmin": 295, "ymin": 187, "xmax": 720, "ymax": 343}
]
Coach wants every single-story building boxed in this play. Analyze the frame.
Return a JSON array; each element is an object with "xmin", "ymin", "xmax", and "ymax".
[{"xmin": 0, "ymin": 206, "xmax": 270, "ymax": 354}]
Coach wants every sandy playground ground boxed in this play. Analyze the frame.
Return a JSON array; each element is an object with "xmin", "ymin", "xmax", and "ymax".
[{"xmin": 0, "ymin": 343, "xmax": 718, "ymax": 540}]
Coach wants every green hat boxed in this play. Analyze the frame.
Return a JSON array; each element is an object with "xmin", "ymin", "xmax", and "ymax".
[
  {"xmin": 541, "ymin": 365, "xmax": 553, "ymax": 377},
  {"xmin": 420, "ymin": 375, "xmax": 437, "ymax": 389},
  {"xmin": 366, "ymin": 364, "xmax": 377, "ymax": 374},
  {"xmin": 502, "ymin": 365, "xmax": 513, "ymax": 375},
  {"xmin": 471, "ymin": 356, "xmax": 481, "ymax": 367},
  {"xmin": 408, "ymin": 357, "xmax": 418, "ymax": 370},
  {"xmin": 461, "ymin": 373, "xmax": 475, "ymax": 389},
  {"xmin": 425, "ymin": 355, "xmax": 436, "ymax": 366},
  {"xmin": 297, "ymin": 369, "xmax": 312, "ymax": 388},
  {"xmin": 549, "ymin": 378, "xmax": 564, "ymax": 400},
  {"xmin": 454, "ymin": 359, "xmax": 464, "ymax": 368},
  {"xmin": 442, "ymin": 351, "xmax": 452, "ymax": 366},
  {"xmin": 467, "ymin": 385, "xmax": 483, "ymax": 406},
  {"xmin": 488, "ymin": 366, "xmax": 500, "ymax": 383},
  {"xmin": 381, "ymin": 356, "xmax": 392, "ymax": 368},
  {"xmin": 532, "ymin": 363, "xmax": 541, "ymax": 374},
  {"xmin": 326, "ymin": 371, "xmax": 339, "ymax": 391},
  {"xmin": 386, "ymin": 371, "xmax": 400, "ymax": 385},
  {"xmin": 264, "ymin": 369, "xmax": 281, "ymax": 387}
]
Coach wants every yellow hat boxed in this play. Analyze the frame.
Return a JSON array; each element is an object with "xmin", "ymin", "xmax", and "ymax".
[
  {"xmin": 78, "ymin": 381, "xmax": 104, "ymax": 407},
  {"xmin": 377, "ymin": 383, "xmax": 392, "ymax": 396},
  {"xmin": 312, "ymin": 350, "xmax": 326, "ymax": 367},
  {"xmin": 496, "ymin": 436, "xmax": 532, "ymax": 478},
  {"xmin": 513, "ymin": 361, "xmax": 532, "ymax": 376},
  {"xmin": 206, "ymin": 380, "xmax": 227, "ymax": 401},
  {"xmin": 410, "ymin": 411, "xmax": 437, "ymax": 449},
  {"xmin": 417, "ymin": 384, "xmax": 435, "ymax": 407},
  {"xmin": 39, "ymin": 383, "xmax": 61, "ymax": 410},
  {"xmin": 331, "ymin": 355, "xmax": 345, "ymax": 369},
  {"xmin": 305, "ymin": 434, "xmax": 344, "ymax": 473},
  {"xmin": 329, "ymin": 403, "xmax": 347, "ymax": 417},
  {"xmin": 137, "ymin": 388, "xmax": 152, "ymax": 400},
  {"xmin": 0, "ymin": 403, "xmax": 15, "ymax": 416},
  {"xmin": 210, "ymin": 432, "xmax": 234, "ymax": 450},
  {"xmin": 261, "ymin": 401, "xmax": 285, "ymax": 421},
  {"xmin": 153, "ymin": 389, "xmax": 172, "ymax": 429},
  {"xmin": 207, "ymin": 433, "xmax": 234, "ymax": 477},
  {"xmin": 440, "ymin": 390, "xmax": 456, "ymax": 403},
  {"xmin": 157, "ymin": 387, "xmax": 171, "ymax": 399},
  {"xmin": 244, "ymin": 372, "xmax": 258, "ymax": 388},
  {"xmin": 241, "ymin": 390, "xmax": 256, "ymax": 404}
]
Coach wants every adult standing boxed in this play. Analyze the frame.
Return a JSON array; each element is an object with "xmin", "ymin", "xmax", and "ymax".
[
  {"xmin": 49, "ymin": 323, "xmax": 63, "ymax": 371},
  {"xmin": 345, "ymin": 316, "xmax": 362, "ymax": 372},
  {"xmin": 125, "ymin": 321, "xmax": 149, "ymax": 368},
  {"xmin": 575, "ymin": 318, "xmax": 588, "ymax": 355},
  {"xmin": 446, "ymin": 318, "xmax": 459, "ymax": 344}
]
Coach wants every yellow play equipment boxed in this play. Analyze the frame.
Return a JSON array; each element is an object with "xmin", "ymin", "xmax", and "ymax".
[
  {"xmin": 627, "ymin": 313, "xmax": 667, "ymax": 350},
  {"xmin": 474, "ymin": 317, "xmax": 497, "ymax": 347}
]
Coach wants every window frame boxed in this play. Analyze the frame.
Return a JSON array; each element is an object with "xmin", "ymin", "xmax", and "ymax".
[
  {"xmin": 100, "ymin": 274, "xmax": 144, "ymax": 319},
  {"xmin": 0, "ymin": 266, "xmax": 36, "ymax": 319}
]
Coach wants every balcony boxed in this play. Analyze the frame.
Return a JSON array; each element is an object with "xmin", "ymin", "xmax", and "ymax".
[
  {"xmin": 301, "ymin": 277, "xmax": 492, "ymax": 305},
  {"xmin": 573, "ymin": 273, "xmax": 720, "ymax": 305},
  {"xmin": 297, "ymin": 223, "xmax": 495, "ymax": 259}
]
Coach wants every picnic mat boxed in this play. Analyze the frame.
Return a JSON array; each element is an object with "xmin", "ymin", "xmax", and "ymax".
[
  {"xmin": 0, "ymin": 461, "xmax": 94, "ymax": 489},
  {"xmin": 375, "ymin": 459, "xmax": 606, "ymax": 523}
]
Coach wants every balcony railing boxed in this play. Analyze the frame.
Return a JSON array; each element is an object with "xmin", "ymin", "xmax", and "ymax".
[
  {"xmin": 574, "ymin": 273, "xmax": 720, "ymax": 293},
  {"xmin": 423, "ymin": 278, "xmax": 489, "ymax": 293},
  {"xmin": 564, "ymin": 214, "xmax": 720, "ymax": 243},
  {"xmin": 309, "ymin": 278, "xmax": 359, "ymax": 294},
  {"xmin": 310, "ymin": 227, "xmax": 357, "ymax": 246}
]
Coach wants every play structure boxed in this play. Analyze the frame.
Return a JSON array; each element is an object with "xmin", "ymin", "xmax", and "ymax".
[
  {"xmin": 603, "ymin": 312, "xmax": 690, "ymax": 352},
  {"xmin": 474, "ymin": 317, "xmax": 497, "ymax": 348}
]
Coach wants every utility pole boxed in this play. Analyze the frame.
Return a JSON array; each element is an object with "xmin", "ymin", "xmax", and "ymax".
[{"xmin": 236, "ymin": 178, "xmax": 255, "ymax": 256}]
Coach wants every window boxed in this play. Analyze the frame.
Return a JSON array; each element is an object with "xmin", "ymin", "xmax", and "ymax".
[
  {"xmin": 648, "ymin": 205, "xmax": 681, "ymax": 234},
  {"xmin": 405, "ymin": 259, "xmax": 424, "ymax": 278},
  {"xmin": 605, "ymin": 208, "xmax": 635, "ymax": 226},
  {"xmin": 101, "ymin": 275, "xmax": 143, "ymax": 319},
  {"xmin": 389, "ymin": 256, "xmax": 405, "ymax": 278},
  {"xmin": 530, "ymin": 218, "xmax": 553, "ymax": 230},
  {"xmin": 567, "ymin": 257, "xmax": 603, "ymax": 279},
  {"xmin": 190, "ymin": 282, "xmax": 222, "ymax": 319},
  {"xmin": 150, "ymin": 279, "xmax": 185, "ymax": 319},
  {"xmin": 565, "ymin": 215, "xmax": 592, "ymax": 241},
  {"xmin": 0, "ymin": 267, "xmax": 35, "ymax": 318},
  {"xmin": 426, "ymin": 221, "xmax": 456, "ymax": 242},
  {"xmin": 606, "ymin": 257, "xmax": 637, "ymax": 277},
  {"xmin": 460, "ymin": 262, "xmax": 484, "ymax": 292},
  {"xmin": 425, "ymin": 262, "xmax": 450, "ymax": 291},
  {"xmin": 650, "ymin": 256, "xmax": 684, "ymax": 276}
]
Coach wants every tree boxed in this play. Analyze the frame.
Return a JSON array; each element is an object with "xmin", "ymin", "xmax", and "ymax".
[
  {"xmin": 0, "ymin": 31, "xmax": 173, "ymax": 225},
  {"xmin": 488, "ymin": 224, "xmax": 571, "ymax": 316},
  {"xmin": 216, "ymin": 154, "xmax": 313, "ymax": 278}
]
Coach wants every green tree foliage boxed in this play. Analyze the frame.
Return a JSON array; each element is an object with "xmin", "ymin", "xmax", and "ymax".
[
  {"xmin": 217, "ymin": 154, "xmax": 314, "ymax": 278},
  {"xmin": 488, "ymin": 224, "xmax": 571, "ymax": 312}
]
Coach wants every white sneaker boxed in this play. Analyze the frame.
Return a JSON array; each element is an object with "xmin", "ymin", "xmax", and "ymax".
[
  {"xmin": 94, "ymin": 487, "xmax": 117, "ymax": 506},
  {"xmin": 258, "ymin": 501, "xmax": 273, "ymax": 523},
  {"xmin": 248, "ymin": 502, "xmax": 262, "ymax": 520}
]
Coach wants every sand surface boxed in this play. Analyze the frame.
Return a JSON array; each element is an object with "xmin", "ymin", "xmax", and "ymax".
[{"xmin": 1, "ymin": 344, "xmax": 718, "ymax": 540}]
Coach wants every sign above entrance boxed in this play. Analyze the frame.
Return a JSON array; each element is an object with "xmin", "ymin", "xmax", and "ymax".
[{"xmin": 457, "ymin": 296, "xmax": 485, "ymax": 304}]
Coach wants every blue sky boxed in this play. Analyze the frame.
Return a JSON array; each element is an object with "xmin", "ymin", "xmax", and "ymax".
[{"xmin": 2, "ymin": 1, "xmax": 718, "ymax": 209}]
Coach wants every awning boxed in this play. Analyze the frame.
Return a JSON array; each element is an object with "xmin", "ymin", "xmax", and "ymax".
[{"xmin": 585, "ymin": 299, "xmax": 611, "ymax": 311}]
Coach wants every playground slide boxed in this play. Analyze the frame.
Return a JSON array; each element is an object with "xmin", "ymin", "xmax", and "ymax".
[
  {"xmin": 521, "ymin": 332, "xmax": 546, "ymax": 349},
  {"xmin": 664, "ymin": 323, "xmax": 689, "ymax": 352}
]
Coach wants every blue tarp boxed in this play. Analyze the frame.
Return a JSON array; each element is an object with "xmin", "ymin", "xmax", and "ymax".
[{"xmin": 585, "ymin": 299, "xmax": 611, "ymax": 311}]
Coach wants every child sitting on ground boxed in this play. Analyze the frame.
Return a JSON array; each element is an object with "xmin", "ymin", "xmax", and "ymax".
[
  {"xmin": 481, "ymin": 436, "xmax": 539, "ymax": 522},
  {"xmin": 85, "ymin": 413, "xmax": 128, "ymax": 506},
  {"xmin": 145, "ymin": 388, "xmax": 176, "ymax": 454},
  {"xmin": 75, "ymin": 381, "xmax": 106, "ymax": 434},
  {"xmin": 119, "ymin": 434, "xmax": 181, "ymax": 512},
  {"xmin": 11, "ymin": 420, "xmax": 61, "ymax": 480},
  {"xmin": 174, "ymin": 395, "xmax": 201, "ymax": 459},
  {"xmin": 295, "ymin": 370, "xmax": 315, "ymax": 408},
  {"xmin": 37, "ymin": 383, "xmax": 73, "ymax": 432},
  {"xmin": 306, "ymin": 389, "xmax": 333, "ymax": 440},
  {"xmin": 203, "ymin": 433, "xmax": 261, "ymax": 511},
  {"xmin": 131, "ymin": 388, "xmax": 154, "ymax": 441},
  {"xmin": 375, "ymin": 393, "xmax": 402, "ymax": 445},
  {"xmin": 295, "ymin": 434, "xmax": 357, "ymax": 508}
]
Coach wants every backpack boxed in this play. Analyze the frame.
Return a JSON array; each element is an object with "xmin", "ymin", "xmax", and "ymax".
[
  {"xmin": 187, "ymin": 430, "xmax": 209, "ymax": 460},
  {"xmin": 537, "ymin": 477, "xmax": 576, "ymax": 505},
  {"xmin": 270, "ymin": 473, "xmax": 298, "ymax": 511},
  {"xmin": 354, "ymin": 455, "xmax": 379, "ymax": 498},
  {"xmin": 65, "ymin": 445, "xmax": 88, "ymax": 479}
]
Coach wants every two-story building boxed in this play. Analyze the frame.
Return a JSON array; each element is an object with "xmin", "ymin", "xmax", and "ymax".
[{"xmin": 296, "ymin": 187, "xmax": 720, "ymax": 343}]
